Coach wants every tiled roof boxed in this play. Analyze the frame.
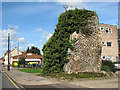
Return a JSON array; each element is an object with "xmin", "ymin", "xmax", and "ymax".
[{"xmin": 13, "ymin": 53, "xmax": 43, "ymax": 59}]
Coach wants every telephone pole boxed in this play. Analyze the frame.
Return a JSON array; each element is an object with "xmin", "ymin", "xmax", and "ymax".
[{"xmin": 8, "ymin": 33, "xmax": 10, "ymax": 71}]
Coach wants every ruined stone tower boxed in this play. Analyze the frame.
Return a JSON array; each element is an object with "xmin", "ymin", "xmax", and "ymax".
[{"xmin": 64, "ymin": 12, "xmax": 102, "ymax": 74}]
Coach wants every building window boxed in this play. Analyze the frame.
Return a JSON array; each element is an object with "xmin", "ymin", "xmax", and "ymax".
[
  {"xmin": 107, "ymin": 56, "xmax": 113, "ymax": 61},
  {"xmin": 99, "ymin": 27, "xmax": 104, "ymax": 31},
  {"xmin": 101, "ymin": 56, "xmax": 106, "ymax": 60},
  {"xmin": 106, "ymin": 27, "xmax": 112, "ymax": 33},
  {"xmin": 107, "ymin": 42, "xmax": 112, "ymax": 47},
  {"xmin": 101, "ymin": 42, "xmax": 106, "ymax": 46}
]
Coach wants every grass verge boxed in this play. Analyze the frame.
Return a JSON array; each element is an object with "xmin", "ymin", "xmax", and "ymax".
[
  {"xmin": 36, "ymin": 72, "xmax": 107, "ymax": 81},
  {"xmin": 18, "ymin": 68, "xmax": 42, "ymax": 73}
]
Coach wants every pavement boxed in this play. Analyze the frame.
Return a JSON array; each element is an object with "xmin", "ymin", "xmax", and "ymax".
[
  {"xmin": 2, "ymin": 67, "xmax": 84, "ymax": 89},
  {"xmin": 2, "ymin": 66, "xmax": 119, "ymax": 89}
]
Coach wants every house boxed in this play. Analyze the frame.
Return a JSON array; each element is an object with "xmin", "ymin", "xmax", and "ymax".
[
  {"xmin": 0, "ymin": 57, "xmax": 4, "ymax": 64},
  {"xmin": 3, "ymin": 47, "xmax": 22, "ymax": 65},
  {"xmin": 99, "ymin": 24, "xmax": 119, "ymax": 62},
  {"xmin": 12, "ymin": 52, "xmax": 43, "ymax": 66}
]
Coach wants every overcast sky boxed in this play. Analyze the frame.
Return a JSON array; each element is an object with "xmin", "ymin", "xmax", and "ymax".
[{"xmin": 0, "ymin": 0, "xmax": 119, "ymax": 57}]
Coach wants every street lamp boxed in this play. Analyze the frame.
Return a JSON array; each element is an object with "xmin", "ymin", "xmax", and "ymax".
[
  {"xmin": 15, "ymin": 26, "xmax": 19, "ymax": 69},
  {"xmin": 9, "ymin": 26, "xmax": 19, "ymax": 69},
  {"xmin": 8, "ymin": 33, "xmax": 10, "ymax": 71}
]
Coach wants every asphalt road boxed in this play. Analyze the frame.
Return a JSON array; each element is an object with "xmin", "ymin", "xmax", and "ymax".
[{"xmin": 2, "ymin": 70, "xmax": 23, "ymax": 89}]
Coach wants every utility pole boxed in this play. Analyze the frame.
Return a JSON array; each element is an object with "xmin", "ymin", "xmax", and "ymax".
[
  {"xmin": 8, "ymin": 33, "xmax": 10, "ymax": 71},
  {"xmin": 17, "ymin": 27, "xmax": 19, "ymax": 69}
]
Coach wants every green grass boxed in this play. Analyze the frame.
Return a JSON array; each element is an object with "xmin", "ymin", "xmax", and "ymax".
[
  {"xmin": 18, "ymin": 68, "xmax": 42, "ymax": 73},
  {"xmin": 36, "ymin": 72, "xmax": 107, "ymax": 80}
]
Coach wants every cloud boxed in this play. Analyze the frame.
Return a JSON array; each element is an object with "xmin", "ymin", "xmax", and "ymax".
[
  {"xmin": 39, "ymin": 40, "xmax": 43, "ymax": 42},
  {"xmin": 43, "ymin": 31, "xmax": 49, "ymax": 34},
  {"xmin": 2, "ymin": 42, "xmax": 7, "ymax": 47},
  {"xmin": 1, "ymin": 25, "xmax": 26, "ymax": 50},
  {"xmin": 11, "ymin": 41, "xmax": 14, "ymax": 47},
  {"xmin": 19, "ymin": 47, "xmax": 24, "ymax": 50},
  {"xmin": 0, "ymin": 25, "xmax": 18, "ymax": 48},
  {"xmin": 28, "ymin": 44, "xmax": 34, "ymax": 47},
  {"xmin": 2, "ymin": 48, "xmax": 8, "ymax": 52},
  {"xmin": 56, "ymin": 0, "xmax": 88, "ymax": 9},
  {"xmin": 46, "ymin": 34, "xmax": 53, "ymax": 40},
  {"xmin": 36, "ymin": 27, "xmax": 53, "ymax": 40},
  {"xmin": 41, "ymin": 33, "xmax": 53, "ymax": 40},
  {"xmin": 18, "ymin": 37, "xmax": 25, "ymax": 44},
  {"xmin": 2, "ymin": 0, "xmax": 119, "ymax": 2},
  {"xmin": 36, "ymin": 28, "xmax": 42, "ymax": 32},
  {"xmin": 0, "ymin": 28, "xmax": 17, "ymax": 42}
]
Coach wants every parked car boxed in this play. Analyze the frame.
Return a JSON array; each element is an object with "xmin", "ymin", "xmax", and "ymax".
[
  {"xmin": 114, "ymin": 63, "xmax": 120, "ymax": 69},
  {"xmin": 25, "ymin": 62, "xmax": 29, "ymax": 67}
]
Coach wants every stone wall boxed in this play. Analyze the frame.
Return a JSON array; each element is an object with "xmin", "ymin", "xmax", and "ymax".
[{"xmin": 64, "ymin": 13, "xmax": 102, "ymax": 74}]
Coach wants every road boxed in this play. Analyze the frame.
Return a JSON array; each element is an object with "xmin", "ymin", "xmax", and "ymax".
[{"xmin": 2, "ymin": 66, "xmax": 23, "ymax": 89}]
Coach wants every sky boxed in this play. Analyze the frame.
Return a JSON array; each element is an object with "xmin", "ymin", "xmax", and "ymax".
[{"xmin": 0, "ymin": 0, "xmax": 119, "ymax": 57}]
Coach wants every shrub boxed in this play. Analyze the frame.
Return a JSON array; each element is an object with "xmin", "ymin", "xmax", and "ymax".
[
  {"xmin": 101, "ymin": 60, "xmax": 116, "ymax": 73},
  {"xmin": 19, "ymin": 57, "xmax": 25, "ymax": 67},
  {"xmin": 101, "ymin": 65, "xmax": 111, "ymax": 72}
]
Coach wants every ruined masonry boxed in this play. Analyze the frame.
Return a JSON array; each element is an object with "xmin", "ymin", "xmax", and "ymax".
[{"xmin": 64, "ymin": 13, "xmax": 102, "ymax": 74}]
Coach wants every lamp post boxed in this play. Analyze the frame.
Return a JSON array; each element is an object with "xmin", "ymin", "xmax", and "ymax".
[
  {"xmin": 16, "ymin": 26, "xmax": 19, "ymax": 69},
  {"xmin": 8, "ymin": 33, "xmax": 10, "ymax": 71}
]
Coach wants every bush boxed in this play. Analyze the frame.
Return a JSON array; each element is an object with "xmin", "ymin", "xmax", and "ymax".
[
  {"xmin": 19, "ymin": 57, "xmax": 25, "ymax": 67},
  {"xmin": 101, "ymin": 65, "xmax": 111, "ymax": 72},
  {"xmin": 101, "ymin": 60, "xmax": 116, "ymax": 73}
]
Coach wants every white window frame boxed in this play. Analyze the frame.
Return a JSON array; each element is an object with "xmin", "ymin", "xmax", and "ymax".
[
  {"xmin": 107, "ymin": 42, "xmax": 112, "ymax": 47},
  {"xmin": 101, "ymin": 41, "xmax": 106, "ymax": 46},
  {"xmin": 107, "ymin": 56, "xmax": 113, "ymax": 62},
  {"xmin": 99, "ymin": 27, "xmax": 104, "ymax": 31},
  {"xmin": 105, "ymin": 27, "xmax": 112, "ymax": 33}
]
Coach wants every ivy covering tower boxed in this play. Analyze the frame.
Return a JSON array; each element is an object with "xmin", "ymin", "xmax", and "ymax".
[{"xmin": 42, "ymin": 8, "xmax": 96, "ymax": 75}]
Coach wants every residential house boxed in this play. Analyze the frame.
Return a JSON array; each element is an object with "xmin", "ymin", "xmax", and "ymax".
[
  {"xmin": 99, "ymin": 24, "xmax": 119, "ymax": 62},
  {"xmin": 3, "ymin": 47, "xmax": 22, "ymax": 65},
  {"xmin": 0, "ymin": 57, "xmax": 4, "ymax": 63},
  {"xmin": 12, "ymin": 52, "xmax": 43, "ymax": 66}
]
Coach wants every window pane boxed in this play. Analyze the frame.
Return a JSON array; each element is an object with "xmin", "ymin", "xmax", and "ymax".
[
  {"xmin": 107, "ymin": 42, "xmax": 112, "ymax": 47},
  {"xmin": 106, "ymin": 30, "xmax": 109, "ymax": 33},
  {"xmin": 107, "ymin": 56, "xmax": 113, "ymax": 61}
]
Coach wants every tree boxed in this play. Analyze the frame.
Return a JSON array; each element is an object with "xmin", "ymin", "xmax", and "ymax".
[
  {"xmin": 26, "ymin": 47, "xmax": 30, "ymax": 53},
  {"xmin": 19, "ymin": 57, "xmax": 25, "ymax": 65},
  {"xmin": 26, "ymin": 46, "xmax": 41, "ymax": 55},
  {"xmin": 42, "ymin": 8, "xmax": 95, "ymax": 75}
]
